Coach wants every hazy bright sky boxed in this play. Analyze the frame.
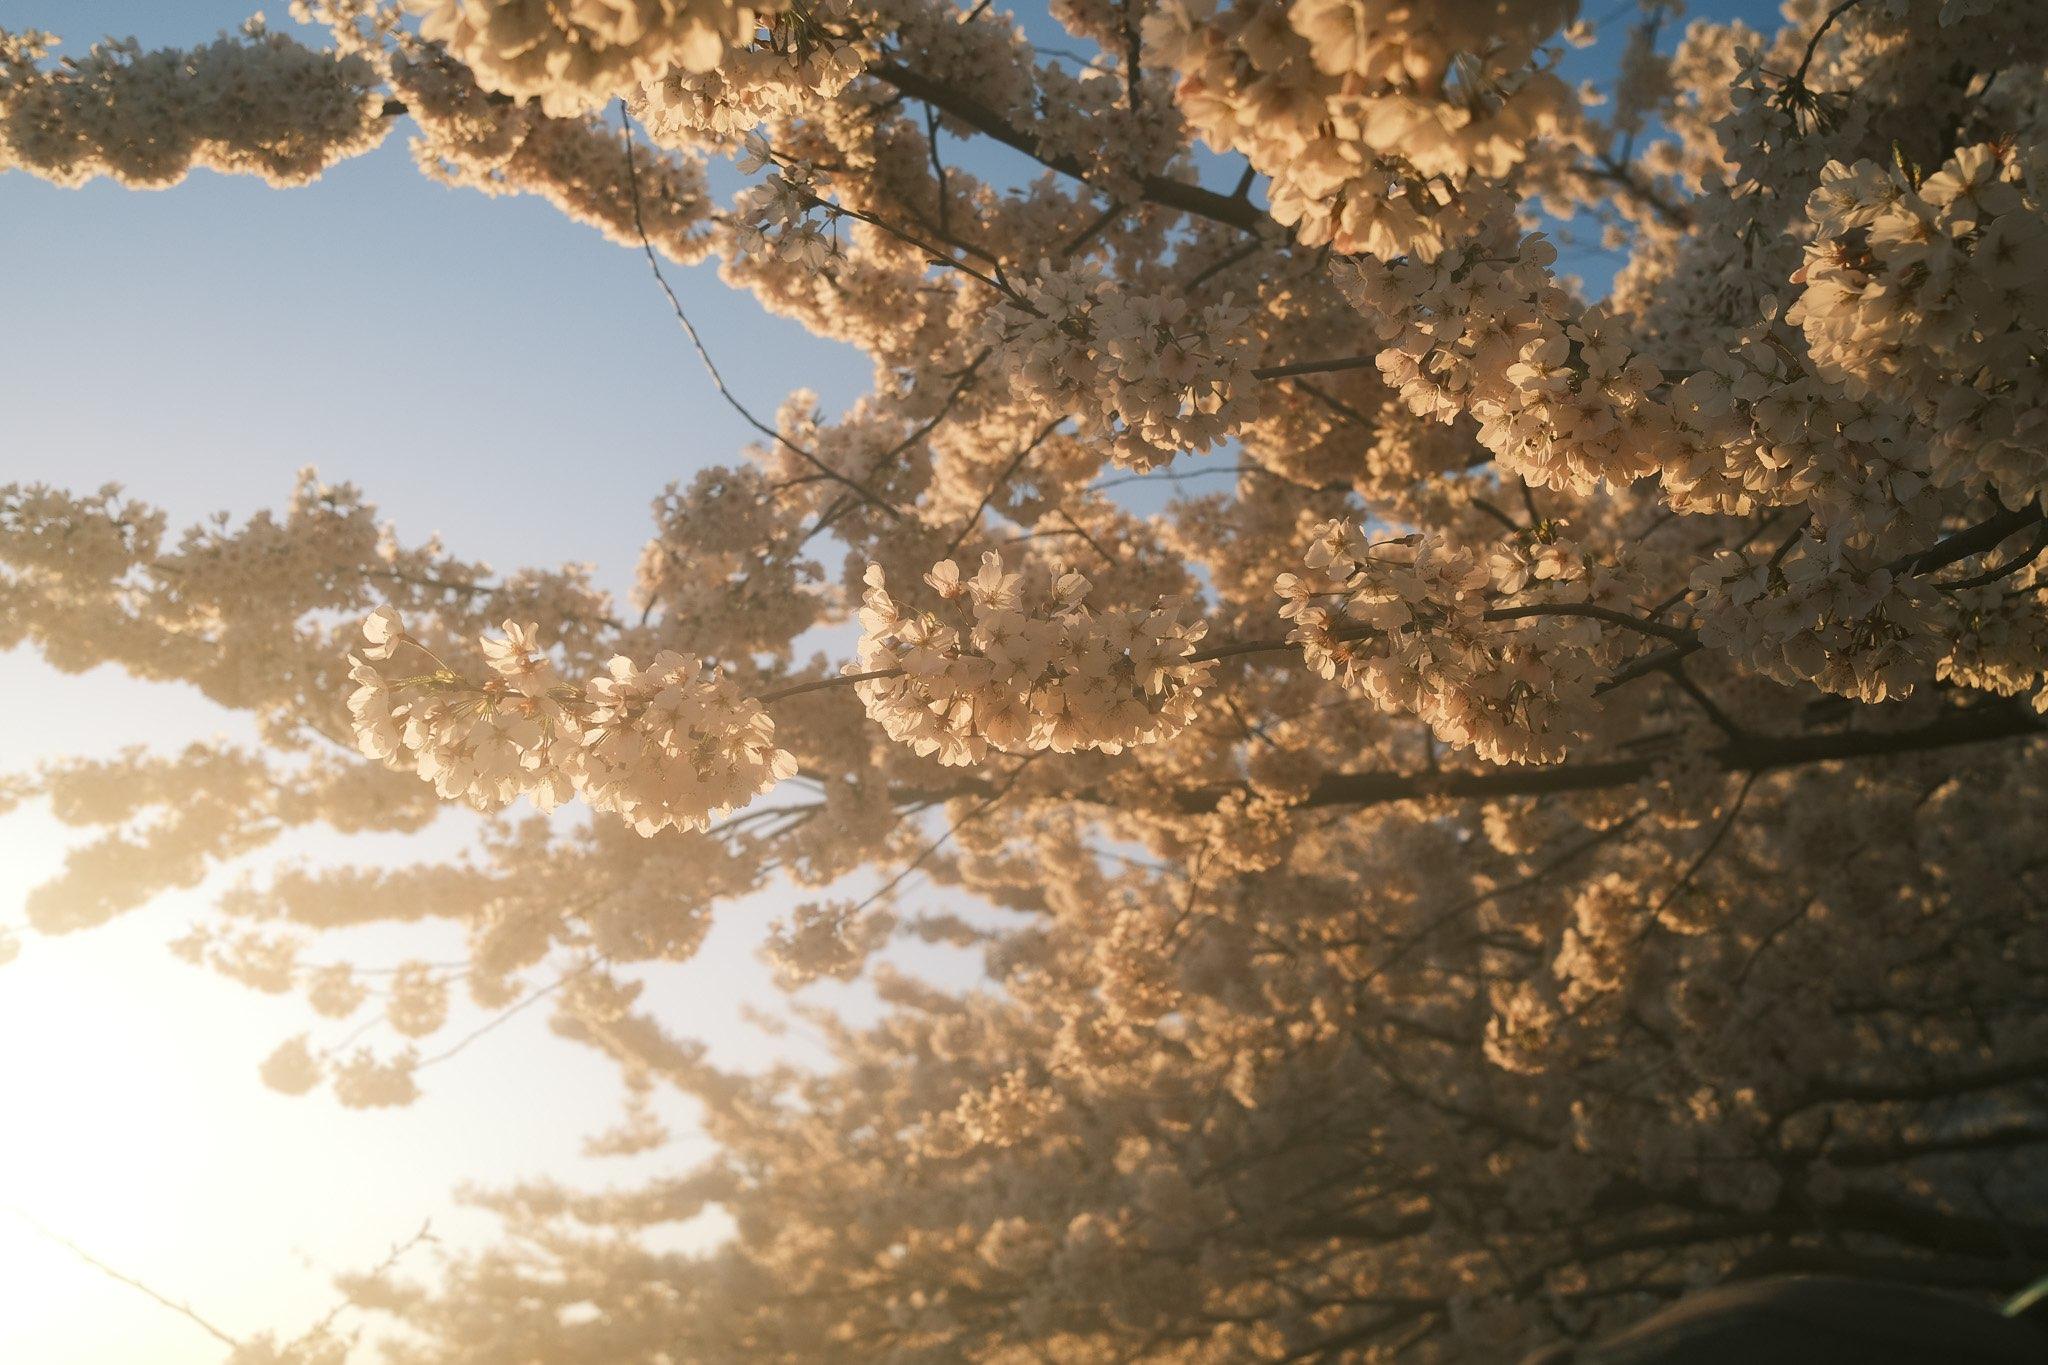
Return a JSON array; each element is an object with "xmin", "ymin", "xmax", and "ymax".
[
  {"xmin": 0, "ymin": 5, "xmax": 875, "ymax": 1358},
  {"xmin": 0, "ymin": 2, "xmax": 1780, "ymax": 1360}
]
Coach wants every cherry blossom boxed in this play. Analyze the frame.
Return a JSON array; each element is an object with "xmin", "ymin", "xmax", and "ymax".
[{"xmin": 7, "ymin": 0, "xmax": 2048, "ymax": 1357}]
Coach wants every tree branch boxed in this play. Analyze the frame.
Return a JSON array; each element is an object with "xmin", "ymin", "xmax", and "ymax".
[
  {"xmin": 868, "ymin": 62, "xmax": 1268, "ymax": 235},
  {"xmin": 1893, "ymin": 500, "xmax": 2045, "ymax": 578},
  {"xmin": 1178, "ymin": 704, "xmax": 2042, "ymax": 813},
  {"xmin": 6, "ymin": 1209, "xmax": 241, "ymax": 1349}
]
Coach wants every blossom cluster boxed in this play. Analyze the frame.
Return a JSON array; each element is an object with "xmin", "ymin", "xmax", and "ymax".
[
  {"xmin": 1690, "ymin": 542, "xmax": 1954, "ymax": 705},
  {"xmin": 632, "ymin": 6, "xmax": 865, "ymax": 147},
  {"xmin": 17, "ymin": 1, "xmax": 2048, "ymax": 1357},
  {"xmin": 346, "ymin": 606, "xmax": 797, "ymax": 834},
  {"xmin": 1142, "ymin": 0, "xmax": 1578, "ymax": 259},
  {"xmin": 921, "ymin": 1067, "xmax": 1061, "ymax": 1157},
  {"xmin": 761, "ymin": 899, "xmax": 890, "ymax": 988},
  {"xmin": 261, "ymin": 1035, "xmax": 420, "ymax": 1108},
  {"xmin": 1488, "ymin": 522, "xmax": 1584, "ymax": 595},
  {"xmin": 0, "ymin": 22, "xmax": 388, "ymax": 188},
  {"xmin": 1278, "ymin": 520, "xmax": 1595, "ymax": 763},
  {"xmin": 853, "ymin": 553, "xmax": 1216, "ymax": 765},
  {"xmin": 1790, "ymin": 143, "xmax": 2048, "ymax": 508},
  {"xmin": 1942, "ymin": 583, "xmax": 2048, "ymax": 709},
  {"xmin": 1341, "ymin": 231, "xmax": 1674, "ymax": 495},
  {"xmin": 408, "ymin": 0, "xmax": 778, "ymax": 116},
  {"xmin": 392, "ymin": 48, "xmax": 715, "ymax": 263},
  {"xmin": 984, "ymin": 263, "xmax": 1258, "ymax": 471},
  {"xmin": 631, "ymin": 464, "xmax": 821, "ymax": 658},
  {"xmin": 728, "ymin": 154, "xmax": 837, "ymax": 268},
  {"xmin": 1029, "ymin": 61, "xmax": 1183, "ymax": 201}
]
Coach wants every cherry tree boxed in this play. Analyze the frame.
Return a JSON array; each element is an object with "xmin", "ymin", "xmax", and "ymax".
[{"xmin": 5, "ymin": 0, "xmax": 2048, "ymax": 1358}]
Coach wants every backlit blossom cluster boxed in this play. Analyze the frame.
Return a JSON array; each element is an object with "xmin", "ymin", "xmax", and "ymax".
[
  {"xmin": 853, "ymin": 553, "xmax": 1216, "ymax": 764},
  {"xmin": 0, "ymin": 21, "xmax": 388, "ymax": 188},
  {"xmin": 1142, "ymin": 0, "xmax": 1578, "ymax": 259},
  {"xmin": 392, "ymin": 46, "xmax": 715, "ymax": 263},
  {"xmin": 1942, "ymin": 583, "xmax": 2048, "ymax": 710},
  {"xmin": 1690, "ymin": 543, "xmax": 1955, "ymax": 705},
  {"xmin": 920, "ymin": 1067, "xmax": 1062, "ymax": 1157},
  {"xmin": 1488, "ymin": 521, "xmax": 1584, "ymax": 594},
  {"xmin": 260, "ymin": 1035, "xmax": 419, "ymax": 1109},
  {"xmin": 1789, "ymin": 142, "xmax": 2048, "ymax": 507},
  {"xmin": 1341, "ymin": 229, "xmax": 1674, "ymax": 495},
  {"xmin": 984, "ymin": 263, "xmax": 1258, "ymax": 471},
  {"xmin": 728, "ymin": 155, "xmax": 837, "ymax": 267},
  {"xmin": 631, "ymin": 463, "xmax": 821, "ymax": 657},
  {"xmin": 1029, "ymin": 61, "xmax": 1184, "ymax": 200},
  {"xmin": 386, "ymin": 961, "xmax": 453, "ymax": 1036},
  {"xmin": 408, "ymin": 0, "xmax": 779, "ymax": 116},
  {"xmin": 761, "ymin": 899, "xmax": 890, "ymax": 988},
  {"xmin": 1279, "ymin": 520, "xmax": 1595, "ymax": 763},
  {"xmin": 346, "ymin": 606, "xmax": 797, "ymax": 833},
  {"xmin": 632, "ymin": 6, "xmax": 865, "ymax": 146}
]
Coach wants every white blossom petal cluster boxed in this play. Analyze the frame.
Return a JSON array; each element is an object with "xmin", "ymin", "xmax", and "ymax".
[
  {"xmin": 408, "ymin": 0, "xmax": 779, "ymax": 116},
  {"xmin": 1488, "ymin": 523, "xmax": 1584, "ymax": 595},
  {"xmin": 393, "ymin": 48, "xmax": 715, "ymax": 263},
  {"xmin": 1941, "ymin": 584, "xmax": 2048, "ymax": 708},
  {"xmin": 306, "ymin": 963, "xmax": 369, "ymax": 1018},
  {"xmin": 984, "ymin": 262, "xmax": 1258, "ymax": 471},
  {"xmin": 1691, "ymin": 542, "xmax": 1955, "ymax": 705},
  {"xmin": 330, "ymin": 1046, "xmax": 421, "ymax": 1107},
  {"xmin": 920, "ymin": 1067, "xmax": 1062, "ymax": 1157},
  {"xmin": 1028, "ymin": 61, "xmax": 1184, "ymax": 201},
  {"xmin": 1789, "ymin": 142, "xmax": 2048, "ymax": 508},
  {"xmin": 346, "ymin": 606, "xmax": 797, "ymax": 833},
  {"xmin": 1279, "ymin": 520, "xmax": 1596, "ymax": 763},
  {"xmin": 632, "ymin": 7, "xmax": 865, "ymax": 147},
  {"xmin": 632, "ymin": 464, "xmax": 821, "ymax": 657},
  {"xmin": 575, "ymin": 647, "xmax": 800, "ymax": 833},
  {"xmin": 259, "ymin": 1035, "xmax": 324, "ymax": 1095},
  {"xmin": 761, "ymin": 899, "xmax": 890, "ymax": 988},
  {"xmin": 728, "ymin": 156, "xmax": 838, "ymax": 268},
  {"xmin": 262, "ymin": 1034, "xmax": 421, "ymax": 1108},
  {"xmin": 0, "ymin": 21, "xmax": 388, "ymax": 188},
  {"xmin": 854, "ymin": 553, "xmax": 1216, "ymax": 764},
  {"xmin": 1142, "ymin": 0, "xmax": 1578, "ymax": 259},
  {"xmin": 1340, "ymin": 232, "xmax": 1674, "ymax": 495}
]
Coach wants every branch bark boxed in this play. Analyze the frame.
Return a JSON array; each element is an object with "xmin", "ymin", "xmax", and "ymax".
[{"xmin": 1178, "ymin": 704, "xmax": 2042, "ymax": 813}]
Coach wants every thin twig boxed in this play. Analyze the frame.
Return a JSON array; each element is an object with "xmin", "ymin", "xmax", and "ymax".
[
  {"xmin": 295, "ymin": 1219, "xmax": 437, "ymax": 1345},
  {"xmin": 616, "ymin": 105, "xmax": 904, "ymax": 521},
  {"xmin": 1789, "ymin": 0, "xmax": 1871, "ymax": 89},
  {"xmin": 417, "ymin": 957, "xmax": 606, "ymax": 1068},
  {"xmin": 841, "ymin": 755, "xmax": 1040, "ymax": 917},
  {"xmin": 945, "ymin": 418, "xmax": 1064, "ymax": 558},
  {"xmin": 1648, "ymin": 771, "xmax": 1758, "ymax": 919},
  {"xmin": 6, "ymin": 1209, "xmax": 241, "ymax": 1349}
]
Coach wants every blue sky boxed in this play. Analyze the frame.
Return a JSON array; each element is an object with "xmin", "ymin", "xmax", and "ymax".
[
  {"xmin": 0, "ymin": 13, "xmax": 870, "ymax": 593},
  {"xmin": 0, "ymin": 2, "xmax": 1787, "ymax": 1360}
]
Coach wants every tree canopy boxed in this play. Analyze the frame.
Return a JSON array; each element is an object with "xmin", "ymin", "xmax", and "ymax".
[{"xmin": 4, "ymin": 0, "xmax": 2048, "ymax": 1359}]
